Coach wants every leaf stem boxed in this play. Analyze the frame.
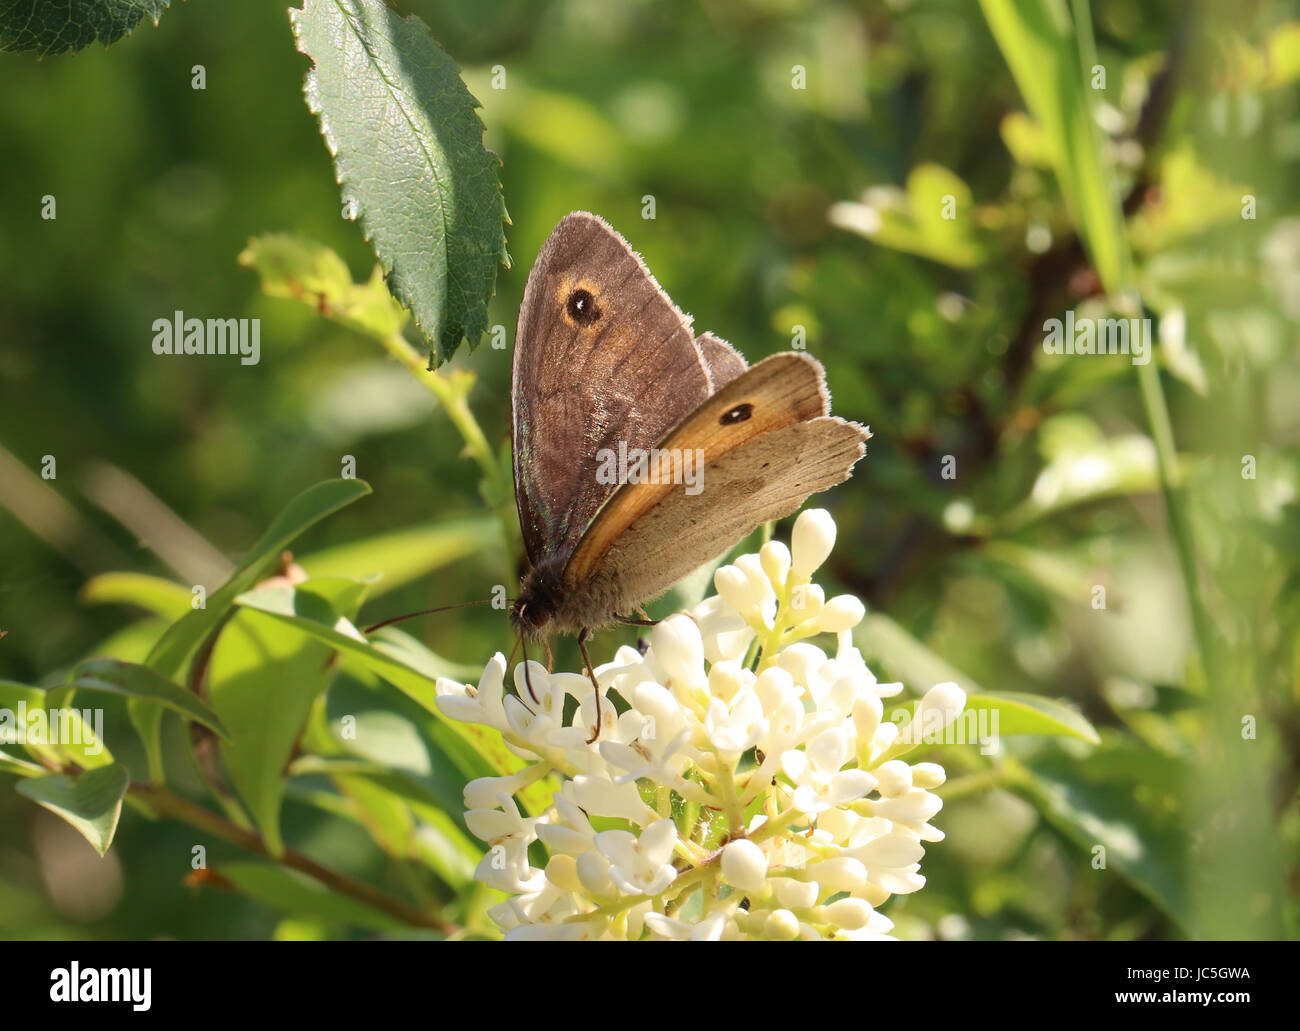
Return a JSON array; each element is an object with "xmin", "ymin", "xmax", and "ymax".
[{"xmin": 381, "ymin": 332, "xmax": 519, "ymax": 564}]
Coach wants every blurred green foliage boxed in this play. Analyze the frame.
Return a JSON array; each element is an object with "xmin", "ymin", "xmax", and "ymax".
[{"xmin": 0, "ymin": 0, "xmax": 1296, "ymax": 941}]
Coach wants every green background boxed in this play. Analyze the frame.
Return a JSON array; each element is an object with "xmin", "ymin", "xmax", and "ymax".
[{"xmin": 0, "ymin": 0, "xmax": 1296, "ymax": 940}]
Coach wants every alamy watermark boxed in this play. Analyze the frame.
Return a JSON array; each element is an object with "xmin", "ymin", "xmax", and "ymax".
[
  {"xmin": 1042, "ymin": 310, "xmax": 1151, "ymax": 365},
  {"xmin": 595, "ymin": 443, "xmax": 705, "ymax": 496},
  {"xmin": 152, "ymin": 310, "xmax": 260, "ymax": 366},
  {"xmin": 893, "ymin": 704, "xmax": 1000, "ymax": 755},
  {"xmin": 50, "ymin": 963, "xmax": 151, "ymax": 1011},
  {"xmin": 0, "ymin": 703, "xmax": 104, "ymax": 755}
]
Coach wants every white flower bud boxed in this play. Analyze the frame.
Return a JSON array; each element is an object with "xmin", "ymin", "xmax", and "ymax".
[
  {"xmin": 650, "ymin": 613, "xmax": 705, "ymax": 686},
  {"xmin": 773, "ymin": 876, "xmax": 820, "ymax": 910},
  {"xmin": 791, "ymin": 508, "xmax": 836, "ymax": 579},
  {"xmin": 544, "ymin": 854, "xmax": 582, "ymax": 892},
  {"xmin": 851, "ymin": 832, "xmax": 925, "ymax": 869},
  {"xmin": 853, "ymin": 693, "xmax": 883, "ymax": 742},
  {"xmin": 753, "ymin": 665, "xmax": 796, "ymax": 715},
  {"xmin": 760, "ymin": 539, "xmax": 791, "ymax": 589},
  {"xmin": 777, "ymin": 642, "xmax": 828, "ymax": 689},
  {"xmin": 807, "ymin": 856, "xmax": 867, "ymax": 892},
  {"xmin": 873, "ymin": 759, "xmax": 913, "ymax": 797},
  {"xmin": 735, "ymin": 553, "xmax": 776, "ymax": 607},
  {"xmin": 788, "ymin": 583, "xmax": 824, "ymax": 622},
  {"xmin": 721, "ymin": 839, "xmax": 768, "ymax": 892},
  {"xmin": 819, "ymin": 594, "xmax": 865, "ymax": 632},
  {"xmin": 714, "ymin": 564, "xmax": 758, "ymax": 617},
  {"xmin": 707, "ymin": 659, "xmax": 745, "ymax": 704},
  {"xmin": 575, "ymin": 851, "xmax": 615, "ymax": 896},
  {"xmin": 823, "ymin": 897, "xmax": 874, "ymax": 930},
  {"xmin": 911, "ymin": 761, "xmax": 947, "ymax": 788},
  {"xmin": 903, "ymin": 681, "xmax": 967, "ymax": 743},
  {"xmin": 764, "ymin": 908, "xmax": 801, "ymax": 940}
]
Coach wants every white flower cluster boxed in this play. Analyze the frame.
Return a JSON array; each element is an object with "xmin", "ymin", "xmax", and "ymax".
[{"xmin": 435, "ymin": 510, "xmax": 967, "ymax": 940}]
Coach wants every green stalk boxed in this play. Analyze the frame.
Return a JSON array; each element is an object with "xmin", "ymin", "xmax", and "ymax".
[{"xmin": 381, "ymin": 331, "xmax": 519, "ymax": 564}]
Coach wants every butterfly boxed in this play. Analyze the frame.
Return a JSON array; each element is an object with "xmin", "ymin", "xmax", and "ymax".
[{"xmin": 506, "ymin": 212, "xmax": 869, "ymax": 704}]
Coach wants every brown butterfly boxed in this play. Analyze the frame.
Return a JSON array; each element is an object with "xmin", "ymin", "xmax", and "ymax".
[{"xmin": 506, "ymin": 212, "xmax": 870, "ymax": 718}]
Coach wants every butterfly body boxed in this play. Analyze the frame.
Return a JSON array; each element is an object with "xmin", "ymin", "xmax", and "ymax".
[{"xmin": 509, "ymin": 212, "xmax": 870, "ymax": 648}]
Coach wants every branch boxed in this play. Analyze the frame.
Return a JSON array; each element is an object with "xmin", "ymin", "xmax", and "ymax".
[{"xmin": 131, "ymin": 782, "xmax": 456, "ymax": 935}]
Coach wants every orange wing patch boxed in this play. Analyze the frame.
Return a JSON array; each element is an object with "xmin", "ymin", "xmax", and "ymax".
[{"xmin": 564, "ymin": 353, "xmax": 828, "ymax": 586}]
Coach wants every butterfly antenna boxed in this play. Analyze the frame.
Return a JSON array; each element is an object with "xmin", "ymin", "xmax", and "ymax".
[
  {"xmin": 577, "ymin": 628, "xmax": 605, "ymax": 744},
  {"xmin": 362, "ymin": 598, "xmax": 497, "ymax": 635}
]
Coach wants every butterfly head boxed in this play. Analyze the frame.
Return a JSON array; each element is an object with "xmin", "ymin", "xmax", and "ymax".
[{"xmin": 509, "ymin": 557, "xmax": 566, "ymax": 642}]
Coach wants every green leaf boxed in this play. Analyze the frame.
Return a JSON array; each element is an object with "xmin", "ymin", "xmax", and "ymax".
[
  {"xmin": 1002, "ymin": 430, "xmax": 1159, "ymax": 530},
  {"xmin": 967, "ymin": 690, "xmax": 1100, "ymax": 744},
  {"xmin": 238, "ymin": 234, "xmax": 408, "ymax": 341},
  {"xmin": 54, "ymin": 658, "xmax": 228, "ymax": 738},
  {"xmin": 79, "ymin": 572, "xmax": 193, "ymax": 620},
  {"xmin": 0, "ymin": 746, "xmax": 45, "ymax": 777},
  {"xmin": 235, "ymin": 584, "xmax": 554, "ymax": 814},
  {"xmin": 291, "ymin": 0, "xmax": 510, "ymax": 363},
  {"xmin": 16, "ymin": 764, "xmax": 130, "ymax": 856},
  {"xmin": 0, "ymin": 680, "xmax": 114, "ymax": 771},
  {"xmin": 979, "ymin": 0, "xmax": 1128, "ymax": 292},
  {"xmin": 235, "ymin": 585, "xmax": 484, "ymax": 689},
  {"xmin": 213, "ymin": 861, "xmax": 411, "ymax": 932},
  {"xmin": 299, "ymin": 516, "xmax": 498, "ymax": 598},
  {"xmin": 0, "ymin": 0, "xmax": 170, "ymax": 57},
  {"xmin": 830, "ymin": 164, "xmax": 988, "ymax": 268},
  {"xmin": 132, "ymin": 479, "xmax": 371, "ymax": 776},
  {"xmin": 144, "ymin": 479, "xmax": 372, "ymax": 681},
  {"xmin": 1018, "ymin": 742, "xmax": 1192, "ymax": 933},
  {"xmin": 208, "ymin": 578, "xmax": 368, "ymax": 856}
]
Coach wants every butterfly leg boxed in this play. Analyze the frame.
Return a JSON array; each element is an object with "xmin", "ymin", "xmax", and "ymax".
[
  {"xmin": 616, "ymin": 613, "xmax": 659, "ymax": 627},
  {"xmin": 519, "ymin": 635, "xmax": 541, "ymax": 705},
  {"xmin": 577, "ymin": 627, "xmax": 605, "ymax": 744}
]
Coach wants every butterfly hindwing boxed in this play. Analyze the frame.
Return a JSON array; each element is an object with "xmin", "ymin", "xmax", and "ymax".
[{"xmin": 561, "ymin": 353, "xmax": 869, "ymax": 615}]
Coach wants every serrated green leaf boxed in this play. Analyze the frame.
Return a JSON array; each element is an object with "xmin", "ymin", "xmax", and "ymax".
[
  {"xmin": 291, "ymin": 0, "xmax": 509, "ymax": 363},
  {"xmin": 53, "ymin": 658, "xmax": 228, "ymax": 738},
  {"xmin": 0, "ymin": 0, "xmax": 170, "ymax": 57},
  {"xmin": 16, "ymin": 763, "xmax": 130, "ymax": 856}
]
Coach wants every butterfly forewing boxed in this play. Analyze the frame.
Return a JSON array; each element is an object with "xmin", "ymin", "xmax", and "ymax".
[{"xmin": 511, "ymin": 212, "xmax": 712, "ymax": 567}]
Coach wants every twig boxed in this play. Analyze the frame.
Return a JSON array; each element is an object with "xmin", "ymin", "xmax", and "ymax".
[{"xmin": 131, "ymin": 782, "xmax": 455, "ymax": 934}]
